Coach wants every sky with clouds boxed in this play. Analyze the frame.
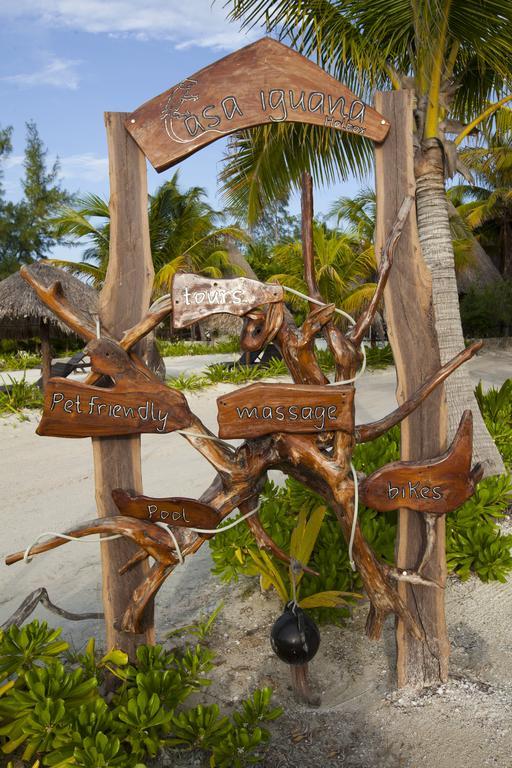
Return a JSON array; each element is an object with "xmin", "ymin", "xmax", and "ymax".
[{"xmin": 0, "ymin": 0, "xmax": 366, "ymax": 260}]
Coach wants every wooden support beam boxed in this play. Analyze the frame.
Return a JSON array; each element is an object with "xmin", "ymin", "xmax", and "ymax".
[
  {"xmin": 93, "ymin": 112, "xmax": 155, "ymax": 655},
  {"xmin": 374, "ymin": 90, "xmax": 450, "ymax": 687},
  {"xmin": 39, "ymin": 319, "xmax": 51, "ymax": 392}
]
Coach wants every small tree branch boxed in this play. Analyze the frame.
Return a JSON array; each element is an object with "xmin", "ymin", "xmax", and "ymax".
[
  {"xmin": 350, "ymin": 194, "xmax": 415, "ymax": 346},
  {"xmin": 1, "ymin": 587, "xmax": 103, "ymax": 630},
  {"xmin": 20, "ymin": 266, "xmax": 100, "ymax": 342},
  {"xmin": 355, "ymin": 341, "xmax": 483, "ymax": 442}
]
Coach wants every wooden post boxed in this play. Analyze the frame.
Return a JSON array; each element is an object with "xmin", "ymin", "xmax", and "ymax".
[
  {"xmin": 39, "ymin": 319, "xmax": 51, "ymax": 392},
  {"xmin": 92, "ymin": 113, "xmax": 155, "ymax": 655},
  {"xmin": 374, "ymin": 91, "xmax": 450, "ymax": 686}
]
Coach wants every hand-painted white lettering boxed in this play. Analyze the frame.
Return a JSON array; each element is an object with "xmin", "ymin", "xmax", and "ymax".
[{"xmin": 387, "ymin": 481, "xmax": 444, "ymax": 501}]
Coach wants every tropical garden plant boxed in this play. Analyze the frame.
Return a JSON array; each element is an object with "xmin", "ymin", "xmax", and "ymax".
[
  {"xmin": 223, "ymin": 0, "xmax": 512, "ymax": 476},
  {"xmin": 51, "ymin": 171, "xmax": 248, "ymax": 292},
  {"xmin": 0, "ymin": 617, "xmax": 282, "ymax": 767}
]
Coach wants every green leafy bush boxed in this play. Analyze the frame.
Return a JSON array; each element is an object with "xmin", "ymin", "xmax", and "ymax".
[
  {"xmin": 475, "ymin": 379, "xmax": 512, "ymax": 469},
  {"xmin": 0, "ymin": 375, "xmax": 44, "ymax": 416},
  {"xmin": 0, "ymin": 620, "xmax": 282, "ymax": 768}
]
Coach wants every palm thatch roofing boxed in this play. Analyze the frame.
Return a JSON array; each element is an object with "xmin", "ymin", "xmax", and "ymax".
[{"xmin": 0, "ymin": 262, "xmax": 98, "ymax": 340}]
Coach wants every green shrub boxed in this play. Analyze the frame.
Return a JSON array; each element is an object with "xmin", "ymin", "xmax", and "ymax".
[
  {"xmin": 157, "ymin": 338, "xmax": 240, "ymax": 357},
  {"xmin": 460, "ymin": 280, "xmax": 512, "ymax": 338},
  {"xmin": 0, "ymin": 619, "xmax": 282, "ymax": 768},
  {"xmin": 0, "ymin": 376, "xmax": 43, "ymax": 416},
  {"xmin": 475, "ymin": 379, "xmax": 512, "ymax": 469}
]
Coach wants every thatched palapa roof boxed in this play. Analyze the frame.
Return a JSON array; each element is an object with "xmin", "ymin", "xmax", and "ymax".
[{"xmin": 0, "ymin": 262, "xmax": 98, "ymax": 340}]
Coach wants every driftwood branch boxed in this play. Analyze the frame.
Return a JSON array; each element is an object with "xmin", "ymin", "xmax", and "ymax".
[
  {"xmin": 20, "ymin": 266, "xmax": 101, "ymax": 342},
  {"xmin": 2, "ymin": 587, "xmax": 103, "ymax": 630},
  {"xmin": 355, "ymin": 341, "xmax": 483, "ymax": 442},
  {"xmin": 350, "ymin": 194, "xmax": 414, "ymax": 346},
  {"xmin": 10, "ymin": 184, "xmax": 482, "ymax": 666}
]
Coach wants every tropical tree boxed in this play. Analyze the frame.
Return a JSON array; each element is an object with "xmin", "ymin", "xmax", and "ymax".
[
  {"xmin": 223, "ymin": 0, "xmax": 512, "ymax": 475},
  {"xmin": 269, "ymin": 222, "xmax": 377, "ymax": 320},
  {"xmin": 0, "ymin": 121, "xmax": 70, "ymax": 277},
  {"xmin": 53, "ymin": 171, "xmax": 247, "ymax": 291},
  {"xmin": 449, "ymin": 109, "xmax": 512, "ymax": 278}
]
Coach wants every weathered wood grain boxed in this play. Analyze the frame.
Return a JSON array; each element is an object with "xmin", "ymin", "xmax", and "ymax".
[
  {"xmin": 217, "ymin": 383, "xmax": 354, "ymax": 439},
  {"xmin": 360, "ymin": 411, "xmax": 483, "ymax": 514},
  {"xmin": 126, "ymin": 37, "xmax": 390, "ymax": 172},
  {"xmin": 92, "ymin": 112, "xmax": 156, "ymax": 654},
  {"xmin": 112, "ymin": 489, "xmax": 220, "ymax": 537},
  {"xmin": 375, "ymin": 90, "xmax": 449, "ymax": 687},
  {"xmin": 172, "ymin": 273, "xmax": 284, "ymax": 328},
  {"xmin": 37, "ymin": 337, "xmax": 191, "ymax": 438}
]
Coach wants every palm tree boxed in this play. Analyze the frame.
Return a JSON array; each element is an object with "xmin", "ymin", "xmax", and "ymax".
[
  {"xmin": 222, "ymin": 0, "xmax": 511, "ymax": 475},
  {"xmin": 269, "ymin": 222, "xmax": 377, "ymax": 319},
  {"xmin": 52, "ymin": 171, "xmax": 247, "ymax": 292},
  {"xmin": 450, "ymin": 109, "xmax": 512, "ymax": 278}
]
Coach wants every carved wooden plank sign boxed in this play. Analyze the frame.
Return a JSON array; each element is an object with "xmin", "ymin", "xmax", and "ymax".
[
  {"xmin": 172, "ymin": 274, "xmax": 284, "ymax": 328},
  {"xmin": 37, "ymin": 338, "xmax": 192, "ymax": 438},
  {"xmin": 359, "ymin": 411, "xmax": 483, "ymax": 515},
  {"xmin": 126, "ymin": 38, "xmax": 390, "ymax": 172},
  {"xmin": 217, "ymin": 383, "xmax": 354, "ymax": 439},
  {"xmin": 112, "ymin": 489, "xmax": 219, "ymax": 538}
]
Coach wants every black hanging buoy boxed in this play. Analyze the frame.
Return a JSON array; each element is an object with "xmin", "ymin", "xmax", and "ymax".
[{"xmin": 270, "ymin": 601, "xmax": 320, "ymax": 665}]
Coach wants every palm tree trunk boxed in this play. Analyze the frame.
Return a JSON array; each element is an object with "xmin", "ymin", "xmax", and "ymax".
[{"xmin": 415, "ymin": 139, "xmax": 505, "ymax": 476}]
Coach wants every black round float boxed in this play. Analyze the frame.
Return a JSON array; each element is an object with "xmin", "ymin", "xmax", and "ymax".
[{"xmin": 270, "ymin": 601, "xmax": 320, "ymax": 665}]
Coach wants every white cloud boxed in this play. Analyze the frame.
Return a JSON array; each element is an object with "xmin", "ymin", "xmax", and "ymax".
[
  {"xmin": 2, "ymin": 55, "xmax": 81, "ymax": 90},
  {"xmin": 58, "ymin": 153, "xmax": 109, "ymax": 182},
  {"xmin": 0, "ymin": 1, "xmax": 257, "ymax": 51}
]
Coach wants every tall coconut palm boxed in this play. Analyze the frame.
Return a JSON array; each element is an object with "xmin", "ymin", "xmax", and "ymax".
[
  {"xmin": 52, "ymin": 171, "xmax": 247, "ymax": 292},
  {"xmin": 269, "ymin": 222, "xmax": 377, "ymax": 319},
  {"xmin": 223, "ymin": 0, "xmax": 512, "ymax": 475}
]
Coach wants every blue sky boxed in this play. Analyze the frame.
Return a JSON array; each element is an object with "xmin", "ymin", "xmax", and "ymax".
[{"xmin": 0, "ymin": 1, "xmax": 368, "ymax": 260}]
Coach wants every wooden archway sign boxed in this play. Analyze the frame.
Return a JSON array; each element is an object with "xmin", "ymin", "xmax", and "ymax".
[
  {"xmin": 125, "ymin": 37, "xmax": 389, "ymax": 171},
  {"xmin": 8, "ymin": 35, "xmax": 475, "ymax": 700}
]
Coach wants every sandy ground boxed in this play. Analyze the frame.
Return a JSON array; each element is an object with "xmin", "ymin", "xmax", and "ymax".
[{"xmin": 1, "ymin": 349, "xmax": 511, "ymax": 767}]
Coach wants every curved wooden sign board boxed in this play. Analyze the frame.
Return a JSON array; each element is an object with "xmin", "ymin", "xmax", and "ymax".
[{"xmin": 126, "ymin": 37, "xmax": 390, "ymax": 172}]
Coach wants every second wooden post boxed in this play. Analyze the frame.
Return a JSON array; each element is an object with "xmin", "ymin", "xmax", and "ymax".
[{"xmin": 93, "ymin": 112, "xmax": 155, "ymax": 654}]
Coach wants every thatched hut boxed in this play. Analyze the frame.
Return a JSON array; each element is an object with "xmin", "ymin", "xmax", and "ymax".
[{"xmin": 0, "ymin": 262, "xmax": 98, "ymax": 389}]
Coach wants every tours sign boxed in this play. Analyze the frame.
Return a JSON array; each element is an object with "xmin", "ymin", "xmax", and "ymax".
[
  {"xmin": 126, "ymin": 38, "xmax": 390, "ymax": 172},
  {"xmin": 172, "ymin": 274, "xmax": 284, "ymax": 328}
]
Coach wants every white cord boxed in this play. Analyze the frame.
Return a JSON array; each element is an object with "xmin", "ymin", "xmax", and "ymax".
[
  {"xmin": 155, "ymin": 505, "xmax": 261, "ymax": 565},
  {"xmin": 348, "ymin": 462, "xmax": 359, "ymax": 572},
  {"xmin": 178, "ymin": 430, "xmax": 236, "ymax": 452},
  {"xmin": 156, "ymin": 523, "xmax": 184, "ymax": 564},
  {"xmin": 281, "ymin": 285, "xmax": 367, "ymax": 387},
  {"xmin": 282, "ymin": 285, "xmax": 357, "ymax": 325},
  {"xmin": 23, "ymin": 532, "xmax": 122, "ymax": 563}
]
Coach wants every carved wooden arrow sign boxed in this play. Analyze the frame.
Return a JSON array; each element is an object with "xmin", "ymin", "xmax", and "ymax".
[
  {"xmin": 37, "ymin": 338, "xmax": 192, "ymax": 438},
  {"xmin": 112, "ymin": 489, "xmax": 220, "ymax": 538},
  {"xmin": 126, "ymin": 38, "xmax": 390, "ymax": 172},
  {"xmin": 171, "ymin": 274, "xmax": 284, "ymax": 329},
  {"xmin": 217, "ymin": 382, "xmax": 354, "ymax": 439},
  {"xmin": 359, "ymin": 411, "xmax": 483, "ymax": 514}
]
